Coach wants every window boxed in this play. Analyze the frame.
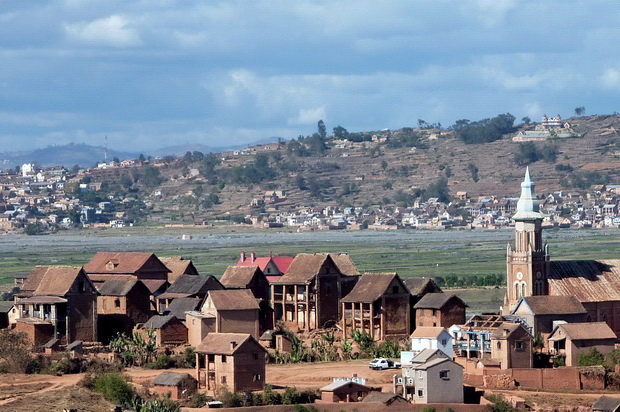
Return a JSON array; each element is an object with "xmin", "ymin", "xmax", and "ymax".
[
  {"xmin": 439, "ymin": 370, "xmax": 450, "ymax": 380},
  {"xmin": 253, "ymin": 374, "xmax": 261, "ymax": 381},
  {"xmin": 392, "ymin": 286, "xmax": 399, "ymax": 294},
  {"xmin": 432, "ymin": 309, "xmax": 437, "ymax": 316},
  {"xmin": 496, "ymin": 342, "xmax": 501, "ymax": 349},
  {"xmin": 221, "ymin": 375, "xmax": 227, "ymax": 384},
  {"xmin": 441, "ymin": 339, "xmax": 447, "ymax": 346},
  {"xmin": 516, "ymin": 341, "xmax": 524, "ymax": 351},
  {"xmin": 114, "ymin": 298, "xmax": 121, "ymax": 308},
  {"xmin": 78, "ymin": 281, "xmax": 85, "ymax": 292},
  {"xmin": 418, "ymin": 389, "xmax": 423, "ymax": 397},
  {"xmin": 208, "ymin": 354, "xmax": 215, "ymax": 362},
  {"xmin": 221, "ymin": 355, "xmax": 227, "ymax": 363},
  {"xmin": 253, "ymin": 353, "xmax": 259, "ymax": 360}
]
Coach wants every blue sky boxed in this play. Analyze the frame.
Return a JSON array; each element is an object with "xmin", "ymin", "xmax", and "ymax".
[{"xmin": 1, "ymin": 0, "xmax": 619, "ymax": 152}]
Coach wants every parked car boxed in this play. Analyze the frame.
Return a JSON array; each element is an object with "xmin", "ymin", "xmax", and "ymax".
[{"xmin": 369, "ymin": 358, "xmax": 401, "ymax": 370}]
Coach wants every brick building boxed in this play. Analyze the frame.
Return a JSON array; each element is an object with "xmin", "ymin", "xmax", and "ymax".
[
  {"xmin": 414, "ymin": 293, "xmax": 467, "ymax": 329},
  {"xmin": 160, "ymin": 256, "xmax": 199, "ymax": 284},
  {"xmin": 199, "ymin": 289, "xmax": 261, "ymax": 339},
  {"xmin": 219, "ymin": 265, "xmax": 270, "ymax": 301},
  {"xmin": 341, "ymin": 273, "xmax": 410, "ymax": 340},
  {"xmin": 548, "ymin": 322, "xmax": 617, "ymax": 366},
  {"xmin": 195, "ymin": 333, "xmax": 267, "ymax": 393},
  {"xmin": 15, "ymin": 266, "xmax": 97, "ymax": 344}
]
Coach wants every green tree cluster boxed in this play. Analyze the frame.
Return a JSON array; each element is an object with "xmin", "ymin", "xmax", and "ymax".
[{"xmin": 451, "ymin": 113, "xmax": 516, "ymax": 144}]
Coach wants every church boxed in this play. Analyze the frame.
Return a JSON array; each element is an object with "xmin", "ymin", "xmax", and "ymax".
[{"xmin": 504, "ymin": 168, "xmax": 620, "ymax": 335}]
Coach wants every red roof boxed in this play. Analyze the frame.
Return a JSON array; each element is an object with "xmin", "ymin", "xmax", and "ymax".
[
  {"xmin": 237, "ymin": 254, "xmax": 294, "ymax": 274},
  {"xmin": 272, "ymin": 256, "xmax": 294, "ymax": 273},
  {"xmin": 238, "ymin": 256, "xmax": 271, "ymax": 271}
]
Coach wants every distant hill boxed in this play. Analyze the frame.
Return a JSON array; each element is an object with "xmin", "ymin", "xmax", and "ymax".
[
  {"xmin": 0, "ymin": 143, "xmax": 139, "ymax": 168},
  {"xmin": 149, "ymin": 137, "xmax": 285, "ymax": 158}
]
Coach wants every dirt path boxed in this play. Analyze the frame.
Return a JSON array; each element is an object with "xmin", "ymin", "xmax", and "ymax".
[{"xmin": 0, "ymin": 373, "xmax": 82, "ymax": 406}]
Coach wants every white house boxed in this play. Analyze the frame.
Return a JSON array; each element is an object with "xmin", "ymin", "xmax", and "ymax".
[
  {"xmin": 398, "ymin": 353, "xmax": 463, "ymax": 404},
  {"xmin": 411, "ymin": 327, "xmax": 453, "ymax": 358}
]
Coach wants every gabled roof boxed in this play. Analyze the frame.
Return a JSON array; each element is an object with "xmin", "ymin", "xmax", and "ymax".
[
  {"xmin": 0, "ymin": 301, "xmax": 14, "ymax": 313},
  {"xmin": 20, "ymin": 266, "xmax": 93, "ymax": 297},
  {"xmin": 329, "ymin": 253, "xmax": 359, "ymax": 276},
  {"xmin": 514, "ymin": 295, "xmax": 587, "ymax": 315},
  {"xmin": 411, "ymin": 348, "xmax": 449, "ymax": 364},
  {"xmin": 195, "ymin": 332, "xmax": 266, "ymax": 355},
  {"xmin": 411, "ymin": 327, "xmax": 448, "ymax": 339},
  {"xmin": 320, "ymin": 380, "xmax": 369, "ymax": 392},
  {"xmin": 550, "ymin": 322, "xmax": 617, "ymax": 341},
  {"xmin": 160, "ymin": 257, "xmax": 198, "ymax": 282},
  {"xmin": 491, "ymin": 323, "xmax": 531, "ymax": 340},
  {"xmin": 341, "ymin": 273, "xmax": 402, "ymax": 303},
  {"xmin": 237, "ymin": 253, "xmax": 295, "ymax": 274},
  {"xmin": 275, "ymin": 253, "xmax": 340, "ymax": 284},
  {"xmin": 158, "ymin": 274, "xmax": 221, "ymax": 299},
  {"xmin": 547, "ymin": 260, "xmax": 620, "ymax": 302},
  {"xmin": 163, "ymin": 297, "xmax": 202, "ymax": 320},
  {"xmin": 206, "ymin": 289, "xmax": 259, "ymax": 311},
  {"xmin": 414, "ymin": 293, "xmax": 467, "ymax": 310},
  {"xmin": 362, "ymin": 392, "xmax": 407, "ymax": 405},
  {"xmin": 220, "ymin": 266, "xmax": 263, "ymax": 289},
  {"xmin": 84, "ymin": 252, "xmax": 170, "ymax": 275},
  {"xmin": 403, "ymin": 277, "xmax": 442, "ymax": 295},
  {"xmin": 272, "ymin": 256, "xmax": 295, "ymax": 273},
  {"xmin": 141, "ymin": 279, "xmax": 169, "ymax": 294},
  {"xmin": 152, "ymin": 371, "xmax": 195, "ymax": 386},
  {"xmin": 413, "ymin": 357, "xmax": 463, "ymax": 371},
  {"xmin": 97, "ymin": 278, "xmax": 141, "ymax": 296}
]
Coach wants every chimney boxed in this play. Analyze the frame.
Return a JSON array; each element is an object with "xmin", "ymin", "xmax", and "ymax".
[
  {"xmin": 251, "ymin": 251, "xmax": 256, "ymax": 263},
  {"xmin": 230, "ymin": 341, "xmax": 237, "ymax": 350},
  {"xmin": 240, "ymin": 251, "xmax": 246, "ymax": 262}
]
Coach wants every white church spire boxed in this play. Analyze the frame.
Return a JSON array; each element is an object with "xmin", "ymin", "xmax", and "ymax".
[{"xmin": 513, "ymin": 167, "xmax": 543, "ymax": 220}]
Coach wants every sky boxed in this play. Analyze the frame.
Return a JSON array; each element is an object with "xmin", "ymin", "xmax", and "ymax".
[{"xmin": 1, "ymin": 0, "xmax": 619, "ymax": 153}]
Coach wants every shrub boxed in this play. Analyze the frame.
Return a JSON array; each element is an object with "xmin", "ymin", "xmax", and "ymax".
[
  {"xmin": 145, "ymin": 354, "xmax": 175, "ymax": 369},
  {"xmin": 578, "ymin": 348, "xmax": 604, "ymax": 366},
  {"xmin": 485, "ymin": 394, "xmax": 514, "ymax": 412},
  {"xmin": 189, "ymin": 392, "xmax": 210, "ymax": 408},
  {"xmin": 93, "ymin": 373, "xmax": 135, "ymax": 405}
]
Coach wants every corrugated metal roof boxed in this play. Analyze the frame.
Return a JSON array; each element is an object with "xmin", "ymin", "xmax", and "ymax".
[
  {"xmin": 414, "ymin": 293, "xmax": 467, "ymax": 310},
  {"xmin": 152, "ymin": 372, "xmax": 195, "ymax": 386},
  {"xmin": 97, "ymin": 278, "xmax": 139, "ymax": 296},
  {"xmin": 195, "ymin": 332, "xmax": 266, "ymax": 355},
  {"xmin": 161, "ymin": 274, "xmax": 221, "ymax": 297},
  {"xmin": 553, "ymin": 322, "xmax": 617, "ymax": 341},
  {"xmin": 548, "ymin": 260, "xmax": 620, "ymax": 302},
  {"xmin": 143, "ymin": 315, "xmax": 176, "ymax": 329},
  {"xmin": 517, "ymin": 295, "xmax": 587, "ymax": 315},
  {"xmin": 163, "ymin": 297, "xmax": 201, "ymax": 320},
  {"xmin": 403, "ymin": 277, "xmax": 442, "ymax": 295}
]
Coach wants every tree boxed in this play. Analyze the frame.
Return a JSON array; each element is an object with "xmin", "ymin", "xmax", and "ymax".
[
  {"xmin": 317, "ymin": 120, "xmax": 326, "ymax": 140},
  {"xmin": 425, "ymin": 178, "xmax": 450, "ymax": 203},
  {"xmin": 467, "ymin": 163, "xmax": 479, "ymax": 182},
  {"xmin": 138, "ymin": 153, "xmax": 146, "ymax": 162},
  {"xmin": 333, "ymin": 126, "xmax": 349, "ymax": 140},
  {"xmin": 521, "ymin": 116, "xmax": 531, "ymax": 125},
  {"xmin": 381, "ymin": 160, "xmax": 388, "ymax": 171},
  {"xmin": 578, "ymin": 347, "xmax": 604, "ymax": 366},
  {"xmin": 574, "ymin": 106, "xmax": 585, "ymax": 116}
]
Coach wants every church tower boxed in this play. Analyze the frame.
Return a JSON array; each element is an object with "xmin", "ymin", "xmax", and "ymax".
[{"xmin": 504, "ymin": 168, "xmax": 549, "ymax": 314}]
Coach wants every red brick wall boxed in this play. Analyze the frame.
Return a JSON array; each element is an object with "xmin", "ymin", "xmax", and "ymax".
[{"xmin": 481, "ymin": 367, "xmax": 590, "ymax": 390}]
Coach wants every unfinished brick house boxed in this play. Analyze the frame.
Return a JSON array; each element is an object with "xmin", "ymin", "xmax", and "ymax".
[
  {"xmin": 341, "ymin": 273, "xmax": 410, "ymax": 340},
  {"xmin": 84, "ymin": 252, "xmax": 170, "ymax": 295},
  {"xmin": 160, "ymin": 256, "xmax": 199, "ymax": 284},
  {"xmin": 414, "ymin": 293, "xmax": 467, "ymax": 329},
  {"xmin": 548, "ymin": 322, "xmax": 617, "ymax": 366},
  {"xmin": 195, "ymin": 332, "xmax": 267, "ymax": 393},
  {"xmin": 14, "ymin": 266, "xmax": 98, "ymax": 345},
  {"xmin": 219, "ymin": 265, "xmax": 270, "ymax": 301},
  {"xmin": 156, "ymin": 274, "xmax": 222, "ymax": 313},
  {"xmin": 198, "ymin": 289, "xmax": 261, "ymax": 338},
  {"xmin": 271, "ymin": 253, "xmax": 359, "ymax": 331},
  {"xmin": 96, "ymin": 278, "xmax": 152, "ymax": 343}
]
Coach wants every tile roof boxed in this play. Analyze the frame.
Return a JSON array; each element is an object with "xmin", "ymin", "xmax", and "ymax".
[
  {"xmin": 20, "ymin": 266, "xmax": 92, "ymax": 297},
  {"xmin": 160, "ymin": 257, "xmax": 198, "ymax": 282},
  {"xmin": 207, "ymin": 289, "xmax": 259, "ymax": 311},
  {"xmin": 84, "ymin": 252, "xmax": 170, "ymax": 275},
  {"xmin": 141, "ymin": 279, "xmax": 169, "ymax": 294},
  {"xmin": 552, "ymin": 322, "xmax": 617, "ymax": 341},
  {"xmin": 274, "ymin": 253, "xmax": 338, "ymax": 284},
  {"xmin": 547, "ymin": 260, "xmax": 620, "ymax": 302},
  {"xmin": 403, "ymin": 277, "xmax": 442, "ymax": 295},
  {"xmin": 97, "ymin": 278, "xmax": 140, "ymax": 296},
  {"xmin": 341, "ymin": 273, "xmax": 400, "ymax": 303},
  {"xmin": 320, "ymin": 380, "xmax": 369, "ymax": 392},
  {"xmin": 195, "ymin": 332, "xmax": 265, "ymax": 354},
  {"xmin": 517, "ymin": 295, "xmax": 587, "ymax": 315},
  {"xmin": 410, "ymin": 327, "xmax": 448, "ymax": 339},
  {"xmin": 414, "ymin": 293, "xmax": 466, "ymax": 310},
  {"xmin": 152, "ymin": 372, "xmax": 195, "ymax": 386},
  {"xmin": 593, "ymin": 395, "xmax": 620, "ymax": 412},
  {"xmin": 329, "ymin": 253, "xmax": 360, "ymax": 276},
  {"xmin": 220, "ymin": 266, "xmax": 262, "ymax": 289},
  {"xmin": 20, "ymin": 266, "xmax": 50, "ymax": 293}
]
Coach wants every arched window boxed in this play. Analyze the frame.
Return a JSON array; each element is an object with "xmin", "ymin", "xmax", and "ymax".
[
  {"xmin": 515, "ymin": 283, "xmax": 520, "ymax": 299},
  {"xmin": 521, "ymin": 282, "xmax": 527, "ymax": 298}
]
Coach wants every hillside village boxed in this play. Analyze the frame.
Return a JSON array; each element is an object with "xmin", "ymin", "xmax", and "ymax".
[
  {"xmin": 1, "ymin": 114, "xmax": 620, "ymax": 234},
  {"xmin": 0, "ymin": 169, "xmax": 620, "ymax": 410}
]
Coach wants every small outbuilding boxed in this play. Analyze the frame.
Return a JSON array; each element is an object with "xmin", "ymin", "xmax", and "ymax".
[
  {"xmin": 152, "ymin": 371, "xmax": 197, "ymax": 400},
  {"xmin": 319, "ymin": 380, "xmax": 373, "ymax": 403}
]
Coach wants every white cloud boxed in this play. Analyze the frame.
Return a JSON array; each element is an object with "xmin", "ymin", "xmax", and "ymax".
[
  {"xmin": 64, "ymin": 15, "xmax": 142, "ymax": 47},
  {"xmin": 288, "ymin": 106, "xmax": 327, "ymax": 126},
  {"xmin": 600, "ymin": 68, "xmax": 620, "ymax": 89}
]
